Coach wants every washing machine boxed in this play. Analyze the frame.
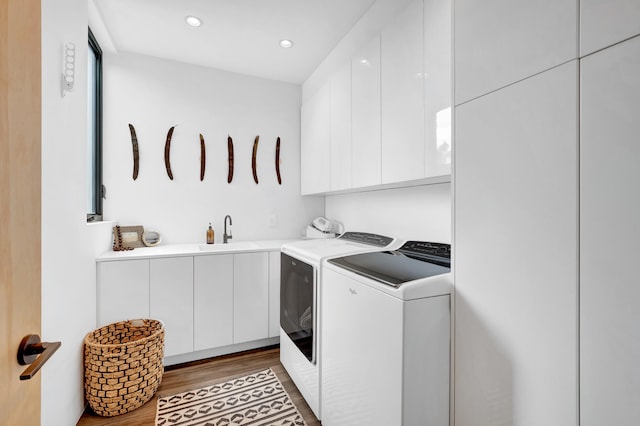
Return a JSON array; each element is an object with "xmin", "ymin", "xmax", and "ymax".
[{"xmin": 321, "ymin": 241, "xmax": 452, "ymax": 426}]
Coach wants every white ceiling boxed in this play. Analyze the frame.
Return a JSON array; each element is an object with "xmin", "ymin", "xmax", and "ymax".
[{"xmin": 91, "ymin": 0, "xmax": 377, "ymax": 84}]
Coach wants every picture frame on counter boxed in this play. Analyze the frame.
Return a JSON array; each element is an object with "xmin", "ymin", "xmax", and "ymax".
[{"xmin": 116, "ymin": 225, "xmax": 145, "ymax": 249}]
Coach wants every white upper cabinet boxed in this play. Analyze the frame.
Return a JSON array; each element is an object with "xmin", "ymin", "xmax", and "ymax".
[
  {"xmin": 424, "ymin": 0, "xmax": 452, "ymax": 177},
  {"xmin": 301, "ymin": 0, "xmax": 453, "ymax": 193},
  {"xmin": 454, "ymin": 0, "xmax": 577, "ymax": 104},
  {"xmin": 301, "ymin": 82, "xmax": 331, "ymax": 195},
  {"xmin": 150, "ymin": 257, "xmax": 194, "ymax": 357},
  {"xmin": 381, "ymin": 0, "xmax": 425, "ymax": 184},
  {"xmin": 455, "ymin": 62, "xmax": 578, "ymax": 426},
  {"xmin": 352, "ymin": 35, "xmax": 382, "ymax": 188},
  {"xmin": 580, "ymin": 0, "xmax": 640, "ymax": 56},
  {"xmin": 580, "ymin": 35, "xmax": 640, "ymax": 426},
  {"xmin": 330, "ymin": 62, "xmax": 352, "ymax": 191}
]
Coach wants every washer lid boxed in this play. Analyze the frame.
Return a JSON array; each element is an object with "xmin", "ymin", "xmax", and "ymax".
[{"xmin": 327, "ymin": 241, "xmax": 451, "ymax": 288}]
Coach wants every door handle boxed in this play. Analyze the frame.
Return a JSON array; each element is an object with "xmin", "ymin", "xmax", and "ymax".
[{"xmin": 17, "ymin": 334, "xmax": 61, "ymax": 381}]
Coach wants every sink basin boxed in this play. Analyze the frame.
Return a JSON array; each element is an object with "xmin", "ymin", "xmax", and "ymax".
[{"xmin": 198, "ymin": 241, "xmax": 262, "ymax": 252}]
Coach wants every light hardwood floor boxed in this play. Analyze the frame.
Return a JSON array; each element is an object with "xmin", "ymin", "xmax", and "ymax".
[{"xmin": 77, "ymin": 346, "xmax": 321, "ymax": 425}]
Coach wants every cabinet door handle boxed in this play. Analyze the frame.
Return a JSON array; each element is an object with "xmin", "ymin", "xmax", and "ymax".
[{"xmin": 17, "ymin": 334, "xmax": 61, "ymax": 381}]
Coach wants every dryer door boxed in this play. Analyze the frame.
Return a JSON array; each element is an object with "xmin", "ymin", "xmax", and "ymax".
[{"xmin": 280, "ymin": 253, "xmax": 316, "ymax": 363}]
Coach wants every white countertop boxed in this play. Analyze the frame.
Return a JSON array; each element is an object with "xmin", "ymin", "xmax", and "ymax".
[{"xmin": 96, "ymin": 239, "xmax": 297, "ymax": 262}]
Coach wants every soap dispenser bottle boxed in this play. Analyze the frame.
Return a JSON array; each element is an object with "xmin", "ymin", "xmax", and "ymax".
[{"xmin": 206, "ymin": 223, "xmax": 214, "ymax": 244}]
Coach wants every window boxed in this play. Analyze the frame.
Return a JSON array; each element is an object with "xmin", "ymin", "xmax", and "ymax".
[{"xmin": 87, "ymin": 28, "xmax": 103, "ymax": 222}]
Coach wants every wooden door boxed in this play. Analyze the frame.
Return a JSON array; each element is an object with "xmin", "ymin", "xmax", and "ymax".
[{"xmin": 0, "ymin": 0, "xmax": 42, "ymax": 425}]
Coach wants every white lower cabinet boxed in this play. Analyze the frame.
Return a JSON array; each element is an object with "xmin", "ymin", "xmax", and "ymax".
[
  {"xmin": 97, "ymin": 259, "xmax": 149, "ymax": 326},
  {"xmin": 580, "ymin": 35, "xmax": 640, "ymax": 426},
  {"xmin": 234, "ymin": 252, "xmax": 269, "ymax": 344},
  {"xmin": 268, "ymin": 252, "xmax": 281, "ymax": 338},
  {"xmin": 97, "ymin": 250, "xmax": 279, "ymax": 362},
  {"xmin": 194, "ymin": 254, "xmax": 234, "ymax": 350},
  {"xmin": 150, "ymin": 257, "xmax": 194, "ymax": 357}
]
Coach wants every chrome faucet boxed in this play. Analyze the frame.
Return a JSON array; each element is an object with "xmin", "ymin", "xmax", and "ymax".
[{"xmin": 223, "ymin": 215, "xmax": 233, "ymax": 243}]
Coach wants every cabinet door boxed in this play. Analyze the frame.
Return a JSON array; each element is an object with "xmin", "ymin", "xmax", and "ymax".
[
  {"xmin": 330, "ymin": 62, "xmax": 352, "ymax": 191},
  {"xmin": 352, "ymin": 35, "xmax": 382, "ymax": 188},
  {"xmin": 150, "ymin": 257, "xmax": 194, "ymax": 357},
  {"xmin": 233, "ymin": 252, "xmax": 269, "ymax": 343},
  {"xmin": 454, "ymin": 62, "xmax": 578, "ymax": 426},
  {"xmin": 424, "ymin": 0, "xmax": 452, "ymax": 177},
  {"xmin": 581, "ymin": 36, "xmax": 640, "ymax": 426},
  {"xmin": 581, "ymin": 0, "xmax": 640, "ymax": 56},
  {"xmin": 454, "ymin": 0, "xmax": 576, "ymax": 104},
  {"xmin": 97, "ymin": 260, "xmax": 149, "ymax": 327},
  {"xmin": 381, "ymin": 0, "xmax": 425, "ymax": 184},
  {"xmin": 301, "ymin": 82, "xmax": 331, "ymax": 195},
  {"xmin": 194, "ymin": 254, "xmax": 234, "ymax": 351},
  {"xmin": 268, "ymin": 252, "xmax": 281, "ymax": 338}
]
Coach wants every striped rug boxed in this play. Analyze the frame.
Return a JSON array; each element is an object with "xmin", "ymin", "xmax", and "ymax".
[{"xmin": 155, "ymin": 368, "xmax": 307, "ymax": 426}]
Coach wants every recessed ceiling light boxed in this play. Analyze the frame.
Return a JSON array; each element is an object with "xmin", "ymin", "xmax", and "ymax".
[
  {"xmin": 279, "ymin": 39, "xmax": 293, "ymax": 48},
  {"xmin": 185, "ymin": 16, "xmax": 202, "ymax": 27}
]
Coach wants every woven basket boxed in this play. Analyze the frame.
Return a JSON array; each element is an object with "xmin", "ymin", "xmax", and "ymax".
[{"xmin": 84, "ymin": 319, "xmax": 165, "ymax": 417}]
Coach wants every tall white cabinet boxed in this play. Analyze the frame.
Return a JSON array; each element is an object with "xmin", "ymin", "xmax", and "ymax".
[
  {"xmin": 454, "ymin": 0, "xmax": 640, "ymax": 424},
  {"xmin": 580, "ymin": 35, "xmax": 640, "ymax": 426},
  {"xmin": 454, "ymin": 62, "xmax": 578, "ymax": 426}
]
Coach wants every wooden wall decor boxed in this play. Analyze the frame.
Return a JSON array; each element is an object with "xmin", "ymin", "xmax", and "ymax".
[
  {"xmin": 199, "ymin": 133, "xmax": 206, "ymax": 181},
  {"xmin": 252, "ymin": 135, "xmax": 260, "ymax": 184},
  {"xmin": 128, "ymin": 124, "xmax": 139, "ymax": 180},
  {"xmin": 164, "ymin": 126, "xmax": 175, "ymax": 180},
  {"xmin": 227, "ymin": 135, "xmax": 234, "ymax": 183},
  {"xmin": 275, "ymin": 136, "xmax": 282, "ymax": 185},
  {"xmin": 123, "ymin": 127, "xmax": 285, "ymax": 185}
]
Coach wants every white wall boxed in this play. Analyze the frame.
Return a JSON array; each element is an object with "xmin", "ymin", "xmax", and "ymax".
[
  {"xmin": 325, "ymin": 184, "xmax": 451, "ymax": 243},
  {"xmin": 102, "ymin": 52, "xmax": 324, "ymax": 244},
  {"xmin": 41, "ymin": 0, "xmax": 113, "ymax": 424}
]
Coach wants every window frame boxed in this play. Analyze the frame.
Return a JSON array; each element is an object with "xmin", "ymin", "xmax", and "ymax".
[{"xmin": 87, "ymin": 27, "xmax": 103, "ymax": 222}]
